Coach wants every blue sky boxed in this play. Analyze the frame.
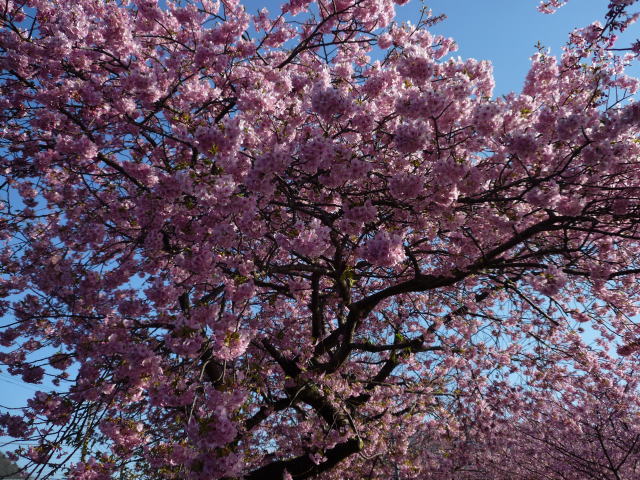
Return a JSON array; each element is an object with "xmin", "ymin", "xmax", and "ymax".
[
  {"xmin": 238, "ymin": 0, "xmax": 639, "ymax": 94},
  {"xmin": 1, "ymin": 0, "xmax": 639, "ymax": 473},
  {"xmin": 394, "ymin": 0, "xmax": 639, "ymax": 94}
]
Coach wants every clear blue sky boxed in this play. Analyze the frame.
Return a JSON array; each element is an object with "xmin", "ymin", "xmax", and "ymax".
[
  {"xmin": 238, "ymin": 0, "xmax": 639, "ymax": 94},
  {"xmin": 1, "ymin": 0, "xmax": 638, "ymax": 473},
  {"xmin": 393, "ymin": 0, "xmax": 639, "ymax": 94}
]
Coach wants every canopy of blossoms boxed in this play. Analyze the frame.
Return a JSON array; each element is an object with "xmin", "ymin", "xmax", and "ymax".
[{"xmin": 1, "ymin": 0, "xmax": 640, "ymax": 478}]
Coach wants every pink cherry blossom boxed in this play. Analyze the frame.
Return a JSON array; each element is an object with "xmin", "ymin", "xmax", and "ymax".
[{"xmin": 1, "ymin": 0, "xmax": 640, "ymax": 479}]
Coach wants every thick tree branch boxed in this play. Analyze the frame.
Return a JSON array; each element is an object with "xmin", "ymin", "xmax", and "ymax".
[{"xmin": 245, "ymin": 437, "xmax": 363, "ymax": 480}]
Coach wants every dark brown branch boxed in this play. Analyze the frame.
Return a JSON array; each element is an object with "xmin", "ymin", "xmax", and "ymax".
[
  {"xmin": 245, "ymin": 397, "xmax": 292, "ymax": 431},
  {"xmin": 261, "ymin": 340, "xmax": 301, "ymax": 378},
  {"xmin": 244, "ymin": 437, "xmax": 363, "ymax": 480},
  {"xmin": 310, "ymin": 271, "xmax": 324, "ymax": 339},
  {"xmin": 215, "ymin": 96, "xmax": 237, "ymax": 123},
  {"xmin": 350, "ymin": 336, "xmax": 440, "ymax": 353},
  {"xmin": 285, "ymin": 382, "xmax": 350, "ymax": 431},
  {"xmin": 261, "ymin": 340, "xmax": 350, "ymax": 431}
]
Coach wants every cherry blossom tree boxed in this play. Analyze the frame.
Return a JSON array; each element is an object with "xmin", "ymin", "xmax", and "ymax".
[
  {"xmin": 406, "ymin": 355, "xmax": 640, "ymax": 479},
  {"xmin": 1, "ymin": 0, "xmax": 640, "ymax": 479}
]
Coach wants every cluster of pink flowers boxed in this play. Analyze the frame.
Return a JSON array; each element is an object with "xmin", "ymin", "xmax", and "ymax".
[
  {"xmin": 393, "ymin": 121, "xmax": 429, "ymax": 153},
  {"xmin": 100, "ymin": 419, "xmax": 147, "ymax": 454},
  {"xmin": 311, "ymin": 82, "xmax": 352, "ymax": 118},
  {"xmin": 361, "ymin": 230, "xmax": 406, "ymax": 267},
  {"xmin": 397, "ymin": 47, "xmax": 436, "ymax": 84},
  {"xmin": 1, "ymin": 0, "xmax": 640, "ymax": 479}
]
